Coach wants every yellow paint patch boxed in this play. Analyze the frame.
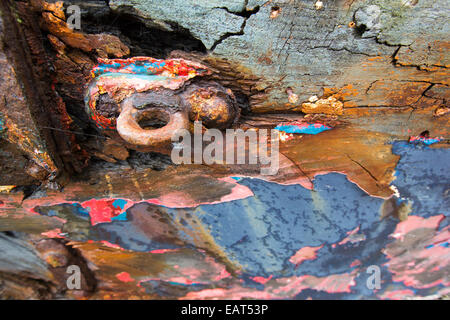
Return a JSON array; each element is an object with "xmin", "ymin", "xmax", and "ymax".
[{"xmin": 0, "ymin": 185, "xmax": 16, "ymax": 193}]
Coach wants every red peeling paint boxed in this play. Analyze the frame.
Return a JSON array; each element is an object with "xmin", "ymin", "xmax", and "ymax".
[
  {"xmin": 251, "ymin": 275, "xmax": 273, "ymax": 284},
  {"xmin": 213, "ymin": 268, "xmax": 232, "ymax": 282},
  {"xmin": 332, "ymin": 225, "xmax": 365, "ymax": 248},
  {"xmin": 274, "ymin": 272, "xmax": 357, "ymax": 295},
  {"xmin": 384, "ymin": 216, "xmax": 450, "ymax": 289},
  {"xmin": 181, "ymin": 287, "xmax": 274, "ymax": 300},
  {"xmin": 390, "ymin": 215, "xmax": 445, "ymax": 240},
  {"xmin": 145, "ymin": 198, "xmax": 163, "ymax": 206},
  {"xmin": 379, "ymin": 289, "xmax": 415, "ymax": 300},
  {"xmin": 349, "ymin": 259, "xmax": 362, "ymax": 268},
  {"xmin": 339, "ymin": 226, "xmax": 360, "ymax": 245},
  {"xmin": 41, "ymin": 228, "xmax": 64, "ymax": 238},
  {"xmin": 215, "ymin": 177, "xmax": 254, "ymax": 204},
  {"xmin": 137, "ymin": 277, "xmax": 207, "ymax": 287},
  {"xmin": 82, "ymin": 199, "xmax": 130, "ymax": 225},
  {"xmin": 168, "ymin": 277, "xmax": 196, "ymax": 285},
  {"xmin": 309, "ymin": 273, "xmax": 356, "ymax": 293},
  {"xmin": 289, "ymin": 245, "xmax": 324, "ymax": 267},
  {"xmin": 180, "ymin": 271, "xmax": 357, "ymax": 300},
  {"xmin": 27, "ymin": 174, "xmax": 253, "ymax": 224},
  {"xmin": 87, "ymin": 240, "xmax": 124, "ymax": 250},
  {"xmin": 148, "ymin": 248, "xmax": 180, "ymax": 254},
  {"xmin": 100, "ymin": 241, "xmax": 123, "ymax": 250},
  {"xmin": 116, "ymin": 272, "xmax": 135, "ymax": 283}
]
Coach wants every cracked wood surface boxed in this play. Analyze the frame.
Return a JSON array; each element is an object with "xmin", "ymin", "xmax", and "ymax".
[
  {"xmin": 0, "ymin": 0, "xmax": 449, "ymax": 300},
  {"xmin": 108, "ymin": 0, "xmax": 449, "ymax": 114}
]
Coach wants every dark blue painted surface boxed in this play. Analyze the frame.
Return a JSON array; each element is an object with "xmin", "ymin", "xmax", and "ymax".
[
  {"xmin": 35, "ymin": 141, "xmax": 450, "ymax": 298},
  {"xmin": 167, "ymin": 173, "xmax": 391, "ymax": 276},
  {"xmin": 391, "ymin": 141, "xmax": 450, "ymax": 227}
]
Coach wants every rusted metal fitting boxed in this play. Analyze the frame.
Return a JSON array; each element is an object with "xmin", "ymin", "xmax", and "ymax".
[
  {"xmin": 182, "ymin": 82, "xmax": 240, "ymax": 129},
  {"xmin": 117, "ymin": 91, "xmax": 189, "ymax": 147},
  {"xmin": 85, "ymin": 57, "xmax": 240, "ymax": 150}
]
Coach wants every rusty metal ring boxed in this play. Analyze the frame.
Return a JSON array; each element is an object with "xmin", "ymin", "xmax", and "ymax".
[{"xmin": 116, "ymin": 93, "xmax": 189, "ymax": 147}]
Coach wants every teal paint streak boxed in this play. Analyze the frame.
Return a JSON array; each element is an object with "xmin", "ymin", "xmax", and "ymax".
[
  {"xmin": 275, "ymin": 122, "xmax": 331, "ymax": 135},
  {"xmin": 0, "ymin": 113, "xmax": 6, "ymax": 134}
]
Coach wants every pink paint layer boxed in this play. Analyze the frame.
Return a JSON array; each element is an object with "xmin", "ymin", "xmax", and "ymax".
[
  {"xmin": 116, "ymin": 272, "xmax": 135, "ymax": 283},
  {"xmin": 289, "ymin": 245, "xmax": 324, "ymax": 267}
]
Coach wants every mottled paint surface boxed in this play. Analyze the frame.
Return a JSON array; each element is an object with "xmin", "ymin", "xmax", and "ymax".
[
  {"xmin": 32, "ymin": 140, "xmax": 449, "ymax": 299},
  {"xmin": 91, "ymin": 57, "xmax": 208, "ymax": 78},
  {"xmin": 408, "ymin": 135, "xmax": 443, "ymax": 145},
  {"xmin": 391, "ymin": 142, "xmax": 449, "ymax": 224},
  {"xmin": 86, "ymin": 57, "xmax": 210, "ymax": 131}
]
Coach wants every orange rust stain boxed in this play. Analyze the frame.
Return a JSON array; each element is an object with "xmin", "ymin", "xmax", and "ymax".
[
  {"xmin": 367, "ymin": 56, "xmax": 384, "ymax": 61},
  {"xmin": 343, "ymin": 101, "xmax": 358, "ymax": 108},
  {"xmin": 323, "ymin": 84, "xmax": 359, "ymax": 103},
  {"xmin": 280, "ymin": 127, "xmax": 399, "ymax": 199}
]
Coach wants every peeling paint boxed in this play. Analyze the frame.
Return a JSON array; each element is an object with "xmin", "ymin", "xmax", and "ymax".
[
  {"xmin": 274, "ymin": 122, "xmax": 331, "ymax": 134},
  {"xmin": 25, "ymin": 139, "xmax": 449, "ymax": 299},
  {"xmin": 408, "ymin": 135, "xmax": 443, "ymax": 145}
]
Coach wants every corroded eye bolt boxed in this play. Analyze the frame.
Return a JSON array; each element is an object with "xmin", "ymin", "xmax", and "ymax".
[
  {"xmin": 85, "ymin": 57, "xmax": 240, "ymax": 150},
  {"xmin": 117, "ymin": 90, "xmax": 189, "ymax": 147}
]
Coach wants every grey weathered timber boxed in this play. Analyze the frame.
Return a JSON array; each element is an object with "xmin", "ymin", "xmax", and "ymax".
[{"xmin": 109, "ymin": 0, "xmax": 449, "ymax": 113}]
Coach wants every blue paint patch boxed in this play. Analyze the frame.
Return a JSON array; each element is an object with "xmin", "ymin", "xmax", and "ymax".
[
  {"xmin": 391, "ymin": 141, "xmax": 450, "ymax": 223},
  {"xmin": 426, "ymin": 242, "xmax": 449, "ymax": 249},
  {"xmin": 167, "ymin": 281, "xmax": 203, "ymax": 287},
  {"xmin": 74, "ymin": 204, "xmax": 90, "ymax": 217},
  {"xmin": 112, "ymin": 199, "xmax": 128, "ymax": 210},
  {"xmin": 47, "ymin": 209, "xmax": 59, "ymax": 217},
  {"xmin": 93, "ymin": 61, "xmax": 166, "ymax": 77},
  {"xmin": 409, "ymin": 136, "xmax": 443, "ymax": 145},
  {"xmin": 111, "ymin": 211, "xmax": 127, "ymax": 221},
  {"xmin": 98, "ymin": 73, "xmax": 171, "ymax": 83},
  {"xmin": 166, "ymin": 173, "xmax": 392, "ymax": 278},
  {"xmin": 275, "ymin": 122, "xmax": 331, "ymax": 134}
]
